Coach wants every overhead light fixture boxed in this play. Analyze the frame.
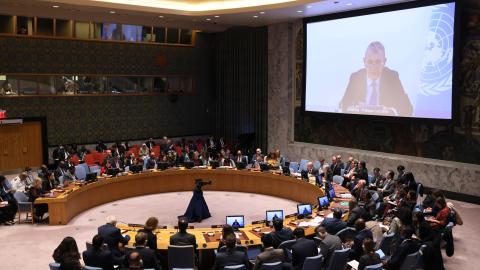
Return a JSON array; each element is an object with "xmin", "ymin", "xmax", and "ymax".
[
  {"xmin": 346, "ymin": 3, "xmax": 352, "ymax": 5},
  {"xmin": 253, "ymin": 15, "xmax": 259, "ymax": 18},
  {"xmin": 260, "ymin": 11, "xmax": 265, "ymax": 14},
  {"xmin": 109, "ymin": 10, "xmax": 116, "ymax": 14},
  {"xmin": 158, "ymin": 15, "xmax": 164, "ymax": 18},
  {"xmin": 52, "ymin": 5, "xmax": 60, "ymax": 8},
  {"xmin": 214, "ymin": 15, "xmax": 220, "ymax": 18},
  {"xmin": 206, "ymin": 18, "xmax": 211, "ymax": 21},
  {"xmin": 307, "ymin": 5, "xmax": 312, "ymax": 8},
  {"xmin": 297, "ymin": 10, "xmax": 303, "ymax": 13}
]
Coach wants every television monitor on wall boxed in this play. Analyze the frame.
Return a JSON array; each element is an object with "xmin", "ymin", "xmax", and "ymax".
[{"xmin": 304, "ymin": 1, "xmax": 456, "ymax": 120}]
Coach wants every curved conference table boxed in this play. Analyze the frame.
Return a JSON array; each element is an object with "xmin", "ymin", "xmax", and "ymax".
[
  {"xmin": 36, "ymin": 168, "xmax": 326, "ymax": 226},
  {"xmin": 36, "ymin": 168, "xmax": 352, "ymax": 253}
]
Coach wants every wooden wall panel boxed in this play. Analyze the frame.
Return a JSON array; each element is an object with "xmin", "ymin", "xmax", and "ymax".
[{"xmin": 0, "ymin": 121, "xmax": 43, "ymax": 171}]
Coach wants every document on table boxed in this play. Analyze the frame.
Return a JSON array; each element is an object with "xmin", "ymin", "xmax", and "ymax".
[{"xmin": 347, "ymin": 260, "xmax": 359, "ymax": 270}]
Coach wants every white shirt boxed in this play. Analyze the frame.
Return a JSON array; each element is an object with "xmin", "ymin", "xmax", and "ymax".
[
  {"xmin": 365, "ymin": 78, "xmax": 379, "ymax": 106},
  {"xmin": 11, "ymin": 177, "xmax": 27, "ymax": 193}
]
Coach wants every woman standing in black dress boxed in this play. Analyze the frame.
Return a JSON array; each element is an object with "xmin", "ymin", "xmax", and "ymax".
[{"xmin": 184, "ymin": 179, "xmax": 212, "ymax": 222}]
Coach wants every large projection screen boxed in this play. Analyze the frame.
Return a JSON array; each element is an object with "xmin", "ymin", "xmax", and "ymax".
[{"xmin": 304, "ymin": 1, "xmax": 456, "ymax": 119}]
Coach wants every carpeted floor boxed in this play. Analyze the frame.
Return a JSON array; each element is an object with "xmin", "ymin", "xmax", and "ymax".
[{"xmin": 0, "ymin": 191, "xmax": 477, "ymax": 270}]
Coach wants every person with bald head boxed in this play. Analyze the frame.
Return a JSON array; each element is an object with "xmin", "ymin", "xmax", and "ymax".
[{"xmin": 340, "ymin": 41, "xmax": 412, "ymax": 116}]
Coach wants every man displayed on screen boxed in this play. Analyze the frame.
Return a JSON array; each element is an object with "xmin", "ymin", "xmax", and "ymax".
[
  {"xmin": 339, "ymin": 41, "xmax": 413, "ymax": 117},
  {"xmin": 232, "ymin": 219, "xmax": 241, "ymax": 228}
]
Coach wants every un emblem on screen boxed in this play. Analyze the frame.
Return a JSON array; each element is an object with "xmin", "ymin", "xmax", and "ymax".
[{"xmin": 420, "ymin": 5, "xmax": 454, "ymax": 96}]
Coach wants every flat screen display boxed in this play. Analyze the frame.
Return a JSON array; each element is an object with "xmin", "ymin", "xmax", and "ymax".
[
  {"xmin": 305, "ymin": 2, "xmax": 455, "ymax": 119},
  {"xmin": 266, "ymin": 210, "xmax": 284, "ymax": 222},
  {"xmin": 297, "ymin": 204, "xmax": 313, "ymax": 215},
  {"xmin": 318, "ymin": 196, "xmax": 330, "ymax": 208},
  {"xmin": 226, "ymin": 215, "xmax": 245, "ymax": 228}
]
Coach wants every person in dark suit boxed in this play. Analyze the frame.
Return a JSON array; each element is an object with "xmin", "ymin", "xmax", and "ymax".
[
  {"xmin": 271, "ymin": 219, "xmax": 294, "ymax": 249},
  {"xmin": 349, "ymin": 219, "xmax": 373, "ymax": 260},
  {"xmin": 125, "ymin": 232, "xmax": 161, "ymax": 270},
  {"xmin": 138, "ymin": 217, "xmax": 159, "ymax": 251},
  {"xmin": 315, "ymin": 226, "xmax": 342, "ymax": 267},
  {"xmin": 253, "ymin": 234, "xmax": 287, "ymax": 270},
  {"xmin": 119, "ymin": 251, "xmax": 143, "ymax": 270},
  {"xmin": 383, "ymin": 226, "xmax": 420, "ymax": 270},
  {"xmin": 83, "ymin": 235, "xmax": 118, "ymax": 270},
  {"xmin": 170, "ymin": 218, "xmax": 197, "ymax": 249},
  {"xmin": 358, "ymin": 238, "xmax": 381, "ymax": 270},
  {"xmin": 96, "ymin": 141, "xmax": 108, "ymax": 153},
  {"xmin": 339, "ymin": 41, "xmax": 412, "ymax": 117},
  {"xmin": 291, "ymin": 228, "xmax": 318, "ymax": 270},
  {"xmin": 330, "ymin": 155, "xmax": 344, "ymax": 176},
  {"xmin": 98, "ymin": 216, "xmax": 130, "ymax": 251},
  {"xmin": 145, "ymin": 138, "xmax": 156, "ymax": 149},
  {"xmin": 213, "ymin": 234, "xmax": 250, "ymax": 270},
  {"xmin": 347, "ymin": 199, "xmax": 367, "ymax": 226},
  {"xmin": 321, "ymin": 209, "xmax": 347, "ymax": 235},
  {"xmin": 234, "ymin": 150, "xmax": 248, "ymax": 164}
]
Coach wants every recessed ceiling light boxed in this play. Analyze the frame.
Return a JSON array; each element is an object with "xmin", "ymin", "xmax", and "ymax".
[
  {"xmin": 206, "ymin": 18, "xmax": 211, "ymax": 21},
  {"xmin": 158, "ymin": 15, "xmax": 164, "ymax": 18},
  {"xmin": 307, "ymin": 5, "xmax": 312, "ymax": 8},
  {"xmin": 109, "ymin": 10, "xmax": 116, "ymax": 14},
  {"xmin": 259, "ymin": 11, "xmax": 265, "ymax": 14},
  {"xmin": 253, "ymin": 15, "xmax": 259, "ymax": 18},
  {"xmin": 214, "ymin": 15, "xmax": 220, "ymax": 18},
  {"xmin": 346, "ymin": 3, "xmax": 352, "ymax": 5},
  {"xmin": 52, "ymin": 5, "xmax": 60, "ymax": 8},
  {"xmin": 297, "ymin": 10, "xmax": 303, "ymax": 13}
]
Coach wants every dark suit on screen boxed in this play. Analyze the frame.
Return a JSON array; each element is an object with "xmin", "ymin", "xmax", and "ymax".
[
  {"xmin": 340, "ymin": 67, "xmax": 412, "ymax": 117},
  {"xmin": 125, "ymin": 246, "xmax": 161, "ymax": 270}
]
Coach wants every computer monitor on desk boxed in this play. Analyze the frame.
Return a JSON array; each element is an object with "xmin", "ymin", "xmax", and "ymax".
[
  {"xmin": 297, "ymin": 204, "xmax": 313, "ymax": 217},
  {"xmin": 318, "ymin": 196, "xmax": 330, "ymax": 209},
  {"xmin": 266, "ymin": 210, "xmax": 284, "ymax": 226},
  {"xmin": 226, "ymin": 215, "xmax": 245, "ymax": 229}
]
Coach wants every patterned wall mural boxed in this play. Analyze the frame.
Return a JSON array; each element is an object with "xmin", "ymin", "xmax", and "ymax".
[
  {"xmin": 294, "ymin": 1, "xmax": 480, "ymax": 165},
  {"xmin": 0, "ymin": 35, "xmax": 213, "ymax": 145}
]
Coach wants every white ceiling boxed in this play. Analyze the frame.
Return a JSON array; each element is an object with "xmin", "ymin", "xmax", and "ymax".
[{"xmin": 0, "ymin": 0, "xmax": 416, "ymax": 32}]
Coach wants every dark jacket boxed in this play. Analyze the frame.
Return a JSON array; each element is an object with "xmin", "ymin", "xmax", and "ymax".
[
  {"xmin": 291, "ymin": 238, "xmax": 318, "ymax": 270},
  {"xmin": 126, "ymin": 246, "xmax": 161, "ymax": 270},
  {"xmin": 350, "ymin": 229, "xmax": 373, "ymax": 260},
  {"xmin": 83, "ymin": 248, "xmax": 117, "ymax": 270},
  {"xmin": 271, "ymin": 228, "xmax": 294, "ymax": 249},
  {"xmin": 213, "ymin": 249, "xmax": 250, "ymax": 270},
  {"xmin": 385, "ymin": 238, "xmax": 421, "ymax": 270},
  {"xmin": 98, "ymin": 223, "xmax": 129, "ymax": 250},
  {"xmin": 321, "ymin": 217, "xmax": 347, "ymax": 235},
  {"xmin": 138, "ymin": 229, "xmax": 157, "ymax": 251},
  {"xmin": 339, "ymin": 67, "xmax": 413, "ymax": 116},
  {"xmin": 358, "ymin": 253, "xmax": 381, "ymax": 270},
  {"xmin": 170, "ymin": 231, "xmax": 197, "ymax": 249}
]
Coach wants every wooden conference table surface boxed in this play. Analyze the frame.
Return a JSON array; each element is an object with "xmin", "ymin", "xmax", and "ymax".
[{"xmin": 35, "ymin": 168, "xmax": 352, "ymax": 249}]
